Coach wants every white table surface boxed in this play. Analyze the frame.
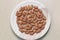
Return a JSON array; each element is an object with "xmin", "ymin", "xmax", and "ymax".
[{"xmin": 0, "ymin": 0, "xmax": 60, "ymax": 40}]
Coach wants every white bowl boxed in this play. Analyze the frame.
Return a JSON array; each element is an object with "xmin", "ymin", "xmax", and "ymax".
[{"xmin": 10, "ymin": 0, "xmax": 51, "ymax": 40}]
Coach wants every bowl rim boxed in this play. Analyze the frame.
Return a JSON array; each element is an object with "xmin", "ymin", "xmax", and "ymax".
[{"xmin": 10, "ymin": 0, "xmax": 51, "ymax": 40}]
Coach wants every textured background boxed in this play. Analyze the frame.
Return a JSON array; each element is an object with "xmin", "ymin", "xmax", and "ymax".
[{"xmin": 0, "ymin": 0, "xmax": 60, "ymax": 40}]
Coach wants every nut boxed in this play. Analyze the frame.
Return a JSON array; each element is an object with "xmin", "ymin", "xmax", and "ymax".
[{"xmin": 16, "ymin": 5, "xmax": 46, "ymax": 35}]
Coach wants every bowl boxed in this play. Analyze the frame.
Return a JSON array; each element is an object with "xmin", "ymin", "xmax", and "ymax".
[{"xmin": 10, "ymin": 0, "xmax": 51, "ymax": 40}]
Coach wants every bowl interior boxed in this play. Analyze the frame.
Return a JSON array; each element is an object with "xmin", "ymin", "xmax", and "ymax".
[{"xmin": 10, "ymin": 0, "xmax": 51, "ymax": 40}]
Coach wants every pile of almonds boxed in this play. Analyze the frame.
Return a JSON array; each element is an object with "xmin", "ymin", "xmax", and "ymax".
[{"xmin": 16, "ymin": 5, "xmax": 46, "ymax": 35}]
